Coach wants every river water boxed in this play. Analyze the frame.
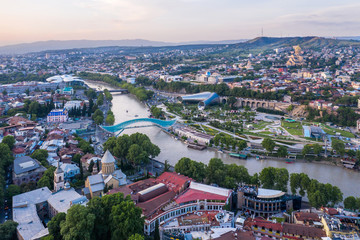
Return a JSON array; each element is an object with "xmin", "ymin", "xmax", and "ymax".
[{"xmin": 86, "ymin": 81, "xmax": 360, "ymax": 198}]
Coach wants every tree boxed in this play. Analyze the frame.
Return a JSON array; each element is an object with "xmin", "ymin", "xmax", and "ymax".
[
  {"xmin": 72, "ymin": 154, "xmax": 81, "ymax": 164},
  {"xmin": 344, "ymin": 196, "xmax": 358, "ymax": 210},
  {"xmin": 259, "ymin": 167, "xmax": 289, "ymax": 191},
  {"xmin": 6, "ymin": 184, "xmax": 22, "ymax": 200},
  {"xmin": 0, "ymin": 143, "xmax": 14, "ymax": 170},
  {"xmin": 302, "ymin": 144, "xmax": 312, "ymax": 156},
  {"xmin": 37, "ymin": 166, "xmax": 56, "ymax": 189},
  {"xmin": 0, "ymin": 220, "xmax": 18, "ymax": 240},
  {"xmin": 92, "ymin": 109, "xmax": 104, "ymax": 125},
  {"xmin": 154, "ymin": 220, "xmax": 160, "ymax": 240},
  {"xmin": 105, "ymin": 113, "xmax": 115, "ymax": 125},
  {"xmin": 2, "ymin": 135, "xmax": 15, "ymax": 150},
  {"xmin": 237, "ymin": 140, "xmax": 247, "ymax": 151},
  {"xmin": 110, "ymin": 201, "xmax": 144, "ymax": 240},
  {"xmin": 277, "ymin": 146, "xmax": 288, "ymax": 157},
  {"xmin": 60, "ymin": 204, "xmax": 96, "ymax": 240},
  {"xmin": 88, "ymin": 160, "xmax": 95, "ymax": 173},
  {"xmin": 206, "ymin": 158, "xmax": 225, "ymax": 185},
  {"xmin": 128, "ymin": 234, "xmax": 145, "ymax": 240},
  {"xmin": 31, "ymin": 149, "xmax": 49, "ymax": 166},
  {"xmin": 332, "ymin": 139, "xmax": 345, "ymax": 156},
  {"xmin": 48, "ymin": 212, "xmax": 66, "ymax": 240},
  {"xmin": 313, "ymin": 144, "xmax": 323, "ymax": 155},
  {"xmin": 127, "ymin": 144, "xmax": 148, "ymax": 165},
  {"xmin": 262, "ymin": 138, "xmax": 275, "ymax": 154},
  {"xmin": 163, "ymin": 160, "xmax": 171, "ymax": 172},
  {"xmin": 308, "ymin": 190, "xmax": 326, "ymax": 208}
]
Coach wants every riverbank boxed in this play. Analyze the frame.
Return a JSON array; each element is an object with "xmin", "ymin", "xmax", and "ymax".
[{"xmin": 85, "ymin": 79, "xmax": 360, "ymax": 198}]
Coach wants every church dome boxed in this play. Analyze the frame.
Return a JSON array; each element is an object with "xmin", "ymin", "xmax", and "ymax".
[{"xmin": 102, "ymin": 150, "xmax": 116, "ymax": 164}]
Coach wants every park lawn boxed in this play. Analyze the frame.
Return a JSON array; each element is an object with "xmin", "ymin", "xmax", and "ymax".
[
  {"xmin": 202, "ymin": 125, "xmax": 219, "ymax": 136},
  {"xmin": 252, "ymin": 121, "xmax": 270, "ymax": 130},
  {"xmin": 281, "ymin": 121, "xmax": 303, "ymax": 135},
  {"xmin": 321, "ymin": 124, "xmax": 355, "ymax": 138},
  {"xmin": 259, "ymin": 131, "xmax": 273, "ymax": 135}
]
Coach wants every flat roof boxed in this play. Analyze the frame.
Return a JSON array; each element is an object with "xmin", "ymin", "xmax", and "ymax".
[
  {"xmin": 257, "ymin": 188, "xmax": 285, "ymax": 199},
  {"xmin": 47, "ymin": 188, "xmax": 87, "ymax": 213},
  {"xmin": 13, "ymin": 187, "xmax": 52, "ymax": 240},
  {"xmin": 189, "ymin": 182, "xmax": 231, "ymax": 197}
]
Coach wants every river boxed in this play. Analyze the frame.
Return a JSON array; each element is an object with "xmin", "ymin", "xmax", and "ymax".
[{"xmin": 86, "ymin": 81, "xmax": 360, "ymax": 198}]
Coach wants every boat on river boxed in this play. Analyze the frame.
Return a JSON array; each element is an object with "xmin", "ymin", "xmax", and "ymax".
[
  {"xmin": 285, "ymin": 158, "xmax": 295, "ymax": 164},
  {"xmin": 229, "ymin": 153, "xmax": 247, "ymax": 159}
]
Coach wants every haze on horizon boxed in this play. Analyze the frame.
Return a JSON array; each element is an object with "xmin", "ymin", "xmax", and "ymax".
[{"xmin": 1, "ymin": 0, "xmax": 360, "ymax": 47}]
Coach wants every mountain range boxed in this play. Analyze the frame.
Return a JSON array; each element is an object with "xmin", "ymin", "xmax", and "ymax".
[
  {"xmin": 0, "ymin": 39, "xmax": 247, "ymax": 55},
  {"xmin": 0, "ymin": 36, "xmax": 359, "ymax": 55}
]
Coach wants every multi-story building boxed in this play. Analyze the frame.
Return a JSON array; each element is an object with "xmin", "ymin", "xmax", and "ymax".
[
  {"xmin": 237, "ymin": 185, "xmax": 302, "ymax": 218},
  {"xmin": 12, "ymin": 156, "xmax": 47, "ymax": 186},
  {"xmin": 47, "ymin": 109, "xmax": 68, "ymax": 122}
]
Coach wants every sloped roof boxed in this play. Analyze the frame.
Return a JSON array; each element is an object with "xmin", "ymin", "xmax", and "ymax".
[{"xmin": 101, "ymin": 150, "xmax": 115, "ymax": 164}]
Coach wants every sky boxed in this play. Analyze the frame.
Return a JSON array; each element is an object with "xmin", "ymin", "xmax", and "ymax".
[{"xmin": 0, "ymin": 0, "xmax": 360, "ymax": 46}]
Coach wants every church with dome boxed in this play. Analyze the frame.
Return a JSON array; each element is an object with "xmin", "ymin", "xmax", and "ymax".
[{"xmin": 83, "ymin": 150, "xmax": 127, "ymax": 198}]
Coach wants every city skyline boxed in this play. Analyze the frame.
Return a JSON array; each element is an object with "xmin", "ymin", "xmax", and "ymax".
[{"xmin": 1, "ymin": 0, "xmax": 360, "ymax": 46}]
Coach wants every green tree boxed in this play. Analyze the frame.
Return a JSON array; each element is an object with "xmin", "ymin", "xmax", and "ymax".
[
  {"xmin": 308, "ymin": 190, "xmax": 326, "ymax": 208},
  {"xmin": 0, "ymin": 143, "xmax": 14, "ymax": 170},
  {"xmin": 277, "ymin": 146, "xmax": 288, "ymax": 157},
  {"xmin": 97, "ymin": 93, "xmax": 104, "ymax": 106},
  {"xmin": 48, "ymin": 212, "xmax": 66, "ymax": 240},
  {"xmin": 154, "ymin": 220, "xmax": 160, "ymax": 240},
  {"xmin": 37, "ymin": 166, "xmax": 56, "ymax": 189},
  {"xmin": 206, "ymin": 158, "xmax": 225, "ymax": 185},
  {"xmin": 302, "ymin": 144, "xmax": 312, "ymax": 156},
  {"xmin": 128, "ymin": 234, "xmax": 145, "ymax": 240},
  {"xmin": 2, "ymin": 135, "xmax": 15, "ymax": 150},
  {"xmin": 110, "ymin": 201, "xmax": 144, "ymax": 240},
  {"xmin": 261, "ymin": 138, "xmax": 275, "ymax": 154},
  {"xmin": 92, "ymin": 109, "xmax": 104, "ymax": 125},
  {"xmin": 6, "ymin": 184, "xmax": 22, "ymax": 200},
  {"xmin": 237, "ymin": 140, "xmax": 247, "ymax": 151},
  {"xmin": 313, "ymin": 144, "xmax": 323, "ymax": 155},
  {"xmin": 72, "ymin": 154, "xmax": 82, "ymax": 164},
  {"xmin": 31, "ymin": 149, "xmax": 49, "ymax": 166},
  {"xmin": 344, "ymin": 196, "xmax": 357, "ymax": 210},
  {"xmin": 0, "ymin": 220, "xmax": 18, "ymax": 240},
  {"xmin": 332, "ymin": 139, "xmax": 345, "ymax": 156},
  {"xmin": 105, "ymin": 114, "xmax": 115, "ymax": 125},
  {"xmin": 60, "ymin": 204, "xmax": 96, "ymax": 240},
  {"xmin": 127, "ymin": 144, "xmax": 148, "ymax": 165}
]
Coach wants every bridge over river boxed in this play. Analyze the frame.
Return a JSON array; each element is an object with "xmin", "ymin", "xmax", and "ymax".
[{"xmin": 100, "ymin": 117, "xmax": 176, "ymax": 136}]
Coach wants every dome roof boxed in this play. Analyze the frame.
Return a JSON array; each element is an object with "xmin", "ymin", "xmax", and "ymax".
[{"xmin": 101, "ymin": 150, "xmax": 116, "ymax": 164}]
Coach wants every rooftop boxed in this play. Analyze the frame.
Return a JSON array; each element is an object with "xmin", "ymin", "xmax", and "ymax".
[
  {"xmin": 47, "ymin": 188, "xmax": 88, "ymax": 213},
  {"xmin": 13, "ymin": 156, "xmax": 43, "ymax": 175},
  {"xmin": 257, "ymin": 188, "xmax": 285, "ymax": 199}
]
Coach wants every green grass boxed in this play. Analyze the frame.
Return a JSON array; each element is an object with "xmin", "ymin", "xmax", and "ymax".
[
  {"xmin": 320, "ymin": 124, "xmax": 355, "ymax": 138},
  {"xmin": 252, "ymin": 121, "xmax": 270, "ymax": 130},
  {"xmin": 202, "ymin": 125, "xmax": 219, "ymax": 136},
  {"xmin": 259, "ymin": 131, "xmax": 273, "ymax": 135},
  {"xmin": 281, "ymin": 121, "xmax": 303, "ymax": 135}
]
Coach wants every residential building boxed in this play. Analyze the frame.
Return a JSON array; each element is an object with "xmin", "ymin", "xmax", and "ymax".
[{"xmin": 13, "ymin": 156, "xmax": 47, "ymax": 186}]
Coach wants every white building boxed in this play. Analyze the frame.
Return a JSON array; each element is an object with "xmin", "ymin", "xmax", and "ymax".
[{"xmin": 47, "ymin": 109, "xmax": 68, "ymax": 123}]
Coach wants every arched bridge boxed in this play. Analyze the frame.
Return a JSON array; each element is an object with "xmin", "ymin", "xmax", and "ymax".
[{"xmin": 100, "ymin": 118, "xmax": 176, "ymax": 135}]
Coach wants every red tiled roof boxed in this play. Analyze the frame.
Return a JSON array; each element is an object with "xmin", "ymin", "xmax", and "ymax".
[
  {"xmin": 156, "ymin": 172, "xmax": 192, "ymax": 193},
  {"xmin": 248, "ymin": 218, "xmax": 283, "ymax": 232},
  {"xmin": 175, "ymin": 188, "xmax": 228, "ymax": 204},
  {"xmin": 137, "ymin": 190, "xmax": 176, "ymax": 217}
]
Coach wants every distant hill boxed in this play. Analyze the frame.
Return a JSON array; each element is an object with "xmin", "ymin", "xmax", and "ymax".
[
  {"xmin": 0, "ymin": 39, "xmax": 247, "ymax": 55},
  {"xmin": 235, "ymin": 36, "xmax": 360, "ymax": 50},
  {"xmin": 0, "ymin": 39, "xmax": 175, "ymax": 55},
  {"xmin": 0, "ymin": 36, "xmax": 358, "ymax": 55}
]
